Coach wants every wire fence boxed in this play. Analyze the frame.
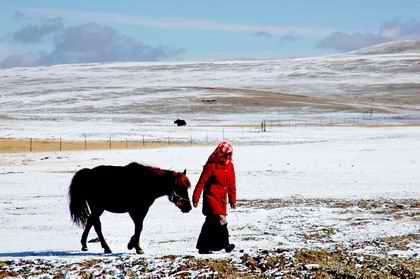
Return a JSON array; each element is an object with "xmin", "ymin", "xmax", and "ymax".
[
  {"xmin": 0, "ymin": 136, "xmax": 206, "ymax": 153},
  {"xmin": 1, "ymin": 115, "xmax": 419, "ymax": 153}
]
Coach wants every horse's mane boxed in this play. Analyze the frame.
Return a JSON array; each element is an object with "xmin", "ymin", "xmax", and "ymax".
[
  {"xmin": 127, "ymin": 162, "xmax": 175, "ymax": 177},
  {"xmin": 126, "ymin": 162, "xmax": 190, "ymax": 189}
]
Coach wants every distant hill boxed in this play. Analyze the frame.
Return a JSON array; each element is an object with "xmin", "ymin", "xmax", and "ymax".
[{"xmin": 351, "ymin": 40, "xmax": 420, "ymax": 55}]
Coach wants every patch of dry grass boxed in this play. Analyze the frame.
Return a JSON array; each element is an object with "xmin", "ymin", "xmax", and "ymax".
[
  {"xmin": 0, "ymin": 138, "xmax": 194, "ymax": 154},
  {"xmin": 295, "ymin": 249, "xmax": 420, "ymax": 279},
  {"xmin": 1, "ymin": 249, "xmax": 419, "ymax": 278}
]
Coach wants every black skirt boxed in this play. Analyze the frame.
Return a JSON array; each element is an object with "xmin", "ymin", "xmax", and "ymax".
[{"xmin": 196, "ymin": 215, "xmax": 229, "ymax": 251}]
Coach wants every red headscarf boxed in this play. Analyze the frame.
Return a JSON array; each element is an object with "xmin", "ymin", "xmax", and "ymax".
[{"xmin": 206, "ymin": 141, "xmax": 233, "ymax": 165}]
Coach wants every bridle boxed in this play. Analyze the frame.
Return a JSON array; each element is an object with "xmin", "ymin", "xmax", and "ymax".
[
  {"xmin": 168, "ymin": 174, "xmax": 190, "ymax": 204},
  {"xmin": 168, "ymin": 189, "xmax": 189, "ymax": 204}
]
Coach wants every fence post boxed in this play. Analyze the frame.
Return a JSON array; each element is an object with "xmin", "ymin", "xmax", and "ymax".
[
  {"xmin": 261, "ymin": 120, "xmax": 267, "ymax": 132},
  {"xmin": 59, "ymin": 137, "xmax": 62, "ymax": 152},
  {"xmin": 29, "ymin": 138, "xmax": 32, "ymax": 152},
  {"xmin": 142, "ymin": 135, "xmax": 145, "ymax": 147},
  {"xmin": 84, "ymin": 135, "xmax": 87, "ymax": 150},
  {"xmin": 109, "ymin": 136, "xmax": 112, "ymax": 150}
]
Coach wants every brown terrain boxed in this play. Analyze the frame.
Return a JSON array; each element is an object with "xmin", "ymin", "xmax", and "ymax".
[
  {"xmin": 185, "ymin": 86, "xmax": 420, "ymax": 115},
  {"xmin": 0, "ymin": 138, "xmax": 194, "ymax": 153}
]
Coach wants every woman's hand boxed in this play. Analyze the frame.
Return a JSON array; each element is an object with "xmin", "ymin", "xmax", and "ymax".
[{"xmin": 219, "ymin": 215, "xmax": 227, "ymax": 225}]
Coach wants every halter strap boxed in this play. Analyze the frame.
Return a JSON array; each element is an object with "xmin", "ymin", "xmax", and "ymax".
[
  {"xmin": 167, "ymin": 173, "xmax": 190, "ymax": 203},
  {"xmin": 168, "ymin": 190, "xmax": 189, "ymax": 203}
]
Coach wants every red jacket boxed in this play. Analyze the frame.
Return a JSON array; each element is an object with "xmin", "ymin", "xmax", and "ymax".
[{"xmin": 193, "ymin": 161, "xmax": 236, "ymax": 216}]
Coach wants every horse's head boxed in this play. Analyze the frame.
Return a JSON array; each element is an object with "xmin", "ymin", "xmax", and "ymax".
[{"xmin": 168, "ymin": 169, "xmax": 192, "ymax": 213}]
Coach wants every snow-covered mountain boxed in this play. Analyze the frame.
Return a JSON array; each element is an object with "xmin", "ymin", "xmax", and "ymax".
[
  {"xmin": 0, "ymin": 50, "xmax": 419, "ymax": 139},
  {"xmin": 352, "ymin": 40, "xmax": 420, "ymax": 55}
]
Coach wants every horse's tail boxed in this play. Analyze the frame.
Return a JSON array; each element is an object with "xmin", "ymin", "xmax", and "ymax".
[{"xmin": 69, "ymin": 168, "xmax": 91, "ymax": 227}]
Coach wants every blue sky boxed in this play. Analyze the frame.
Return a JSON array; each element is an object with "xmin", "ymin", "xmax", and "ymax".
[{"xmin": 1, "ymin": 1, "xmax": 420, "ymax": 67}]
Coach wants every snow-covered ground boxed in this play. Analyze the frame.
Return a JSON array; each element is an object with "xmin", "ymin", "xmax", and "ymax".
[
  {"xmin": 1, "ymin": 126, "xmax": 419, "ymax": 260},
  {"xmin": 0, "ymin": 54, "xmax": 419, "ymax": 278},
  {"xmin": 1, "ymin": 52, "xmax": 420, "ymax": 135}
]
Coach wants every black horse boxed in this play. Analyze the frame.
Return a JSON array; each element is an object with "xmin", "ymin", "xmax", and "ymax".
[
  {"xmin": 174, "ymin": 119, "xmax": 187, "ymax": 126},
  {"xmin": 69, "ymin": 162, "xmax": 192, "ymax": 254}
]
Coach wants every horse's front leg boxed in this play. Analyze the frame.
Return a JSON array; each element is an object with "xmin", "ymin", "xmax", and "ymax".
[{"xmin": 128, "ymin": 209, "xmax": 148, "ymax": 254}]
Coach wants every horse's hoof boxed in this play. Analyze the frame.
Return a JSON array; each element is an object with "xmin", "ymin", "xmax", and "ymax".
[
  {"xmin": 104, "ymin": 248, "xmax": 112, "ymax": 254},
  {"xmin": 135, "ymin": 248, "xmax": 144, "ymax": 254},
  {"xmin": 127, "ymin": 242, "xmax": 134, "ymax": 250},
  {"xmin": 81, "ymin": 246, "xmax": 88, "ymax": 251}
]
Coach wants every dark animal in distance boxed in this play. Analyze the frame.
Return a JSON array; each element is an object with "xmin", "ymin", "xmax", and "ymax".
[
  {"xmin": 174, "ymin": 119, "xmax": 187, "ymax": 126},
  {"xmin": 69, "ymin": 162, "xmax": 192, "ymax": 254}
]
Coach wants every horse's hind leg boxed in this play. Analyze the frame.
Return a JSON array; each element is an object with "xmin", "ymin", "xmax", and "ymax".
[
  {"xmin": 80, "ymin": 203, "xmax": 111, "ymax": 254},
  {"xmin": 80, "ymin": 216, "xmax": 94, "ymax": 251},
  {"xmin": 90, "ymin": 209, "xmax": 112, "ymax": 254}
]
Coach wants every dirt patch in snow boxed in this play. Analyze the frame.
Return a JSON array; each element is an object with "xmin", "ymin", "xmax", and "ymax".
[{"xmin": 1, "ymin": 248, "xmax": 419, "ymax": 278}]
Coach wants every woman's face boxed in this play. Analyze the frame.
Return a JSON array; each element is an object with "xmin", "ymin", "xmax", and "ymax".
[{"xmin": 218, "ymin": 151, "xmax": 232, "ymax": 164}]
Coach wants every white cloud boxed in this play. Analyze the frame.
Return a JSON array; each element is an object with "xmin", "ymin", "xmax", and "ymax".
[
  {"xmin": 1, "ymin": 23, "xmax": 185, "ymax": 68},
  {"xmin": 318, "ymin": 19, "xmax": 420, "ymax": 52},
  {"xmin": 380, "ymin": 19, "xmax": 420, "ymax": 38},
  {"xmin": 254, "ymin": 31, "xmax": 273, "ymax": 38},
  {"xmin": 0, "ymin": 52, "xmax": 45, "ymax": 68},
  {"xmin": 318, "ymin": 32, "xmax": 388, "ymax": 51},
  {"xmin": 12, "ymin": 18, "xmax": 64, "ymax": 43},
  {"xmin": 22, "ymin": 8, "xmax": 329, "ymax": 38}
]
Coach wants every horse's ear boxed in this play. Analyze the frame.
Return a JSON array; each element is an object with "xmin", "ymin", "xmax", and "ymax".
[{"xmin": 183, "ymin": 169, "xmax": 186, "ymax": 175}]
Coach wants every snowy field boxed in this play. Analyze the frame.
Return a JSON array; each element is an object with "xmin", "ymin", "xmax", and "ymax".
[
  {"xmin": 0, "ymin": 53, "xmax": 420, "ymax": 277},
  {"xmin": 1, "ymin": 126, "xmax": 419, "ymax": 262},
  {"xmin": 1, "ymin": 52, "xmax": 420, "ymax": 137}
]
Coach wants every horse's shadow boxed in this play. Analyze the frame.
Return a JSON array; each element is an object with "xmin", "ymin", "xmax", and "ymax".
[{"xmin": 0, "ymin": 250, "xmax": 126, "ymax": 258}]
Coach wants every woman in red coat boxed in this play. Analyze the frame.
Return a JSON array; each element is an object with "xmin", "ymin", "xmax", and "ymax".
[{"xmin": 193, "ymin": 141, "xmax": 237, "ymax": 254}]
